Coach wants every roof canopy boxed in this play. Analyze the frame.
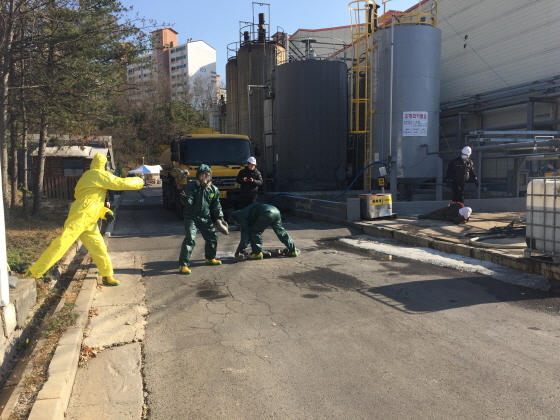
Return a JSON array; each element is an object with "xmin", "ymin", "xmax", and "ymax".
[{"xmin": 128, "ymin": 165, "xmax": 163, "ymax": 174}]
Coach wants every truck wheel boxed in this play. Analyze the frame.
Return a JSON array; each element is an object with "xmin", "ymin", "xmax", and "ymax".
[
  {"xmin": 175, "ymin": 200, "xmax": 184, "ymax": 220},
  {"xmin": 162, "ymin": 184, "xmax": 173, "ymax": 210},
  {"xmin": 162, "ymin": 188, "xmax": 169, "ymax": 209}
]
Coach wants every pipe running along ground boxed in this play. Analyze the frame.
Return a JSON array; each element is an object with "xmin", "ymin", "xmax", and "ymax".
[{"xmin": 468, "ymin": 234, "xmax": 527, "ymax": 249}]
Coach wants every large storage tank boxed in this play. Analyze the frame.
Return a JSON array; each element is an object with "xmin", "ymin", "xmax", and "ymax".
[
  {"xmin": 225, "ymin": 58, "xmax": 239, "ymax": 134},
  {"xmin": 225, "ymin": 11, "xmax": 286, "ymax": 178},
  {"xmin": 274, "ymin": 59, "xmax": 348, "ymax": 191},
  {"xmin": 236, "ymin": 41, "xmax": 285, "ymax": 155},
  {"xmin": 373, "ymin": 24, "xmax": 441, "ymax": 179}
]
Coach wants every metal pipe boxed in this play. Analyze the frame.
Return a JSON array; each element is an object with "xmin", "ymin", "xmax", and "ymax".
[
  {"xmin": 247, "ymin": 85, "xmax": 270, "ymax": 143},
  {"xmin": 389, "ymin": 14, "xmax": 398, "ymax": 199},
  {"xmin": 471, "ymin": 139, "xmax": 560, "ymax": 152}
]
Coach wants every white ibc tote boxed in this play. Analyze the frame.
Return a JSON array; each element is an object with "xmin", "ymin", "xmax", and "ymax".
[{"xmin": 525, "ymin": 177, "xmax": 560, "ymax": 262}]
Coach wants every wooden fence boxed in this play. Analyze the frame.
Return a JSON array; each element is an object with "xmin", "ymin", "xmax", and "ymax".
[{"xmin": 42, "ymin": 176, "xmax": 80, "ymax": 200}]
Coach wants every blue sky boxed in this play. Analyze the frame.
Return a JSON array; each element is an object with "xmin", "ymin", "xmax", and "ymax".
[{"xmin": 119, "ymin": 0, "xmax": 419, "ymax": 77}]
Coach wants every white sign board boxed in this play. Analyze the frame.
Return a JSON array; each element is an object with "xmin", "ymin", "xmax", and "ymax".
[{"xmin": 403, "ymin": 111, "xmax": 428, "ymax": 137}]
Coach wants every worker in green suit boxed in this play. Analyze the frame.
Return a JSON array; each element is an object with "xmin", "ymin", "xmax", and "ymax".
[
  {"xmin": 27, "ymin": 153, "xmax": 144, "ymax": 286},
  {"xmin": 231, "ymin": 203, "xmax": 297, "ymax": 260},
  {"xmin": 178, "ymin": 164, "xmax": 225, "ymax": 274}
]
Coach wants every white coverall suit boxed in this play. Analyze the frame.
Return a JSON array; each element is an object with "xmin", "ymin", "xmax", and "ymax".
[{"xmin": 28, "ymin": 153, "xmax": 144, "ymax": 278}]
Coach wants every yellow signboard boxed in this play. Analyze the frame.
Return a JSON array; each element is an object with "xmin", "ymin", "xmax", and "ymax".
[{"xmin": 370, "ymin": 195, "xmax": 392, "ymax": 205}]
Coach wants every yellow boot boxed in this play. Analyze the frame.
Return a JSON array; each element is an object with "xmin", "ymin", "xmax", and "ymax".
[
  {"xmin": 204, "ymin": 259, "xmax": 222, "ymax": 266},
  {"xmin": 247, "ymin": 252, "xmax": 263, "ymax": 260},
  {"xmin": 179, "ymin": 265, "xmax": 191, "ymax": 274},
  {"xmin": 102, "ymin": 276, "xmax": 120, "ymax": 286}
]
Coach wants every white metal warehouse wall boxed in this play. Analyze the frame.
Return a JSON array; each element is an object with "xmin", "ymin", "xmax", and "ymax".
[{"xmin": 437, "ymin": 0, "xmax": 560, "ymax": 103}]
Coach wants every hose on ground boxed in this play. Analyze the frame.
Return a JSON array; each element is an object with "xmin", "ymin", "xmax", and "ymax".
[{"xmin": 468, "ymin": 234, "xmax": 527, "ymax": 249}]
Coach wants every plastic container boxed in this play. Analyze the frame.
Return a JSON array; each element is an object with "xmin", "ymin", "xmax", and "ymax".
[
  {"xmin": 526, "ymin": 178, "xmax": 560, "ymax": 256},
  {"xmin": 359, "ymin": 194, "xmax": 393, "ymax": 219}
]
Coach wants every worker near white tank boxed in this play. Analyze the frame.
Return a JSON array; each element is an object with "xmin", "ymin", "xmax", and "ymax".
[
  {"xmin": 446, "ymin": 146, "xmax": 479, "ymax": 203},
  {"xmin": 235, "ymin": 156, "xmax": 263, "ymax": 209},
  {"xmin": 27, "ymin": 153, "xmax": 144, "ymax": 286},
  {"xmin": 417, "ymin": 203, "xmax": 472, "ymax": 225}
]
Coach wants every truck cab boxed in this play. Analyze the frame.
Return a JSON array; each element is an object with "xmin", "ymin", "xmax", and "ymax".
[{"xmin": 160, "ymin": 129, "xmax": 252, "ymax": 219}]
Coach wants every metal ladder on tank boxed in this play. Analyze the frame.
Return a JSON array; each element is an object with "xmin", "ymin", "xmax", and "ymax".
[{"xmin": 349, "ymin": 0, "xmax": 378, "ymax": 191}]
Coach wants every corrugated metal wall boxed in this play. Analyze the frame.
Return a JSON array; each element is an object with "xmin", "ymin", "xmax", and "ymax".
[{"xmin": 439, "ymin": 0, "xmax": 560, "ymax": 103}]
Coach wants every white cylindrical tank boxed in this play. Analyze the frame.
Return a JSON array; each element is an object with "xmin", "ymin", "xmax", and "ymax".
[{"xmin": 373, "ymin": 24, "xmax": 441, "ymax": 179}]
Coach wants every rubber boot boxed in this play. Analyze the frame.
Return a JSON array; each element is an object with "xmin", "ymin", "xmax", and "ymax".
[
  {"xmin": 247, "ymin": 252, "xmax": 263, "ymax": 260},
  {"xmin": 289, "ymin": 251, "xmax": 298, "ymax": 257},
  {"xmin": 205, "ymin": 259, "xmax": 222, "ymax": 265},
  {"xmin": 102, "ymin": 276, "xmax": 120, "ymax": 286},
  {"xmin": 179, "ymin": 266, "xmax": 191, "ymax": 275}
]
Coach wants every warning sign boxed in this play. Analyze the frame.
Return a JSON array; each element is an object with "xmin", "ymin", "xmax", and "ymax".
[{"xmin": 403, "ymin": 111, "xmax": 428, "ymax": 137}]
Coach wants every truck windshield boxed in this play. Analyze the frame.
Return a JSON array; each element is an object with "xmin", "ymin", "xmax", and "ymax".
[{"xmin": 180, "ymin": 138, "xmax": 251, "ymax": 166}]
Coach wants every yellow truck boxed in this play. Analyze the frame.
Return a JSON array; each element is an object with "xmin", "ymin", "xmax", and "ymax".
[{"xmin": 159, "ymin": 128, "xmax": 252, "ymax": 219}]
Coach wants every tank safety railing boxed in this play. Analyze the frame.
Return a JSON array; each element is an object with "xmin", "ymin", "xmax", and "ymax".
[{"xmin": 281, "ymin": 35, "xmax": 348, "ymax": 65}]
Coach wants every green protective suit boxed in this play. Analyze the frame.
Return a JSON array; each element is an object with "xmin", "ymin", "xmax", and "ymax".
[
  {"xmin": 28, "ymin": 153, "xmax": 144, "ymax": 278},
  {"xmin": 232, "ymin": 203, "xmax": 296, "ymax": 254},
  {"xmin": 179, "ymin": 164, "xmax": 224, "ymax": 266}
]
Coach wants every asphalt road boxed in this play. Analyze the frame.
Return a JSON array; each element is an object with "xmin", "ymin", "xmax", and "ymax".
[{"xmin": 111, "ymin": 187, "xmax": 560, "ymax": 420}]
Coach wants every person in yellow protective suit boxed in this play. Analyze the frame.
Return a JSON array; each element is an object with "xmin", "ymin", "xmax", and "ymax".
[{"xmin": 27, "ymin": 153, "xmax": 144, "ymax": 286}]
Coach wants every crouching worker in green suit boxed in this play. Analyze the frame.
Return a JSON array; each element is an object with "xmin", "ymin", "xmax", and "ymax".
[
  {"xmin": 231, "ymin": 203, "xmax": 298, "ymax": 261},
  {"xmin": 178, "ymin": 164, "xmax": 225, "ymax": 274}
]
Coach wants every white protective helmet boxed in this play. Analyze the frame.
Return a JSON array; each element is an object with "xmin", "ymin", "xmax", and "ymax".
[
  {"xmin": 461, "ymin": 146, "xmax": 472, "ymax": 156},
  {"xmin": 459, "ymin": 207, "xmax": 472, "ymax": 219},
  {"xmin": 247, "ymin": 157, "xmax": 257, "ymax": 165}
]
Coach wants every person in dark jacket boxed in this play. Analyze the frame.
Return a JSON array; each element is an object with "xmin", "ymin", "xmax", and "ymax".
[
  {"xmin": 231, "ymin": 203, "xmax": 297, "ymax": 260},
  {"xmin": 178, "ymin": 164, "xmax": 225, "ymax": 274},
  {"xmin": 236, "ymin": 156, "xmax": 263, "ymax": 209},
  {"xmin": 446, "ymin": 146, "xmax": 479, "ymax": 203},
  {"xmin": 417, "ymin": 202, "xmax": 472, "ymax": 224}
]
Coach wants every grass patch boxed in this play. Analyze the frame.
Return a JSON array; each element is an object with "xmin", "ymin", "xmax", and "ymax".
[{"xmin": 6, "ymin": 199, "xmax": 71, "ymax": 275}]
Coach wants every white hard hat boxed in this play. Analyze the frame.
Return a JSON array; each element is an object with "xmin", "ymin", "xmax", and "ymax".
[
  {"xmin": 459, "ymin": 207, "xmax": 472, "ymax": 219},
  {"xmin": 462, "ymin": 146, "xmax": 472, "ymax": 156},
  {"xmin": 247, "ymin": 157, "xmax": 257, "ymax": 165}
]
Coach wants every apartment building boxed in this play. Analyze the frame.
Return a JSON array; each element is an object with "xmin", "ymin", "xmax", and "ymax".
[{"xmin": 126, "ymin": 28, "xmax": 220, "ymax": 102}]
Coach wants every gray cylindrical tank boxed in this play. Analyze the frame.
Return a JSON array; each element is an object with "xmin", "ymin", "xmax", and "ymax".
[
  {"xmin": 274, "ymin": 59, "xmax": 348, "ymax": 191},
  {"xmin": 373, "ymin": 24, "xmax": 441, "ymax": 179},
  {"xmin": 225, "ymin": 58, "xmax": 239, "ymax": 134},
  {"xmin": 236, "ymin": 42, "xmax": 285, "ymax": 154}
]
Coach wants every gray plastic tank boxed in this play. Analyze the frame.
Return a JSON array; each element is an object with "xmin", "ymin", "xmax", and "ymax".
[
  {"xmin": 274, "ymin": 59, "xmax": 348, "ymax": 191},
  {"xmin": 225, "ymin": 58, "xmax": 239, "ymax": 134},
  {"xmin": 373, "ymin": 24, "xmax": 441, "ymax": 179}
]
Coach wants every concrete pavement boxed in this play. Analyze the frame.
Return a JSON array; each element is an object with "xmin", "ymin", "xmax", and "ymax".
[{"xmin": 13, "ymin": 188, "xmax": 560, "ymax": 419}]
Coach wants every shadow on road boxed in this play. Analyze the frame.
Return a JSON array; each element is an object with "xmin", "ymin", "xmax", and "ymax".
[{"xmin": 359, "ymin": 276, "xmax": 560, "ymax": 315}]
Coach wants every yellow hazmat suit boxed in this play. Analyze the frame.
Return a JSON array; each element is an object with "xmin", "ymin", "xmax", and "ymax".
[{"xmin": 28, "ymin": 153, "xmax": 144, "ymax": 280}]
